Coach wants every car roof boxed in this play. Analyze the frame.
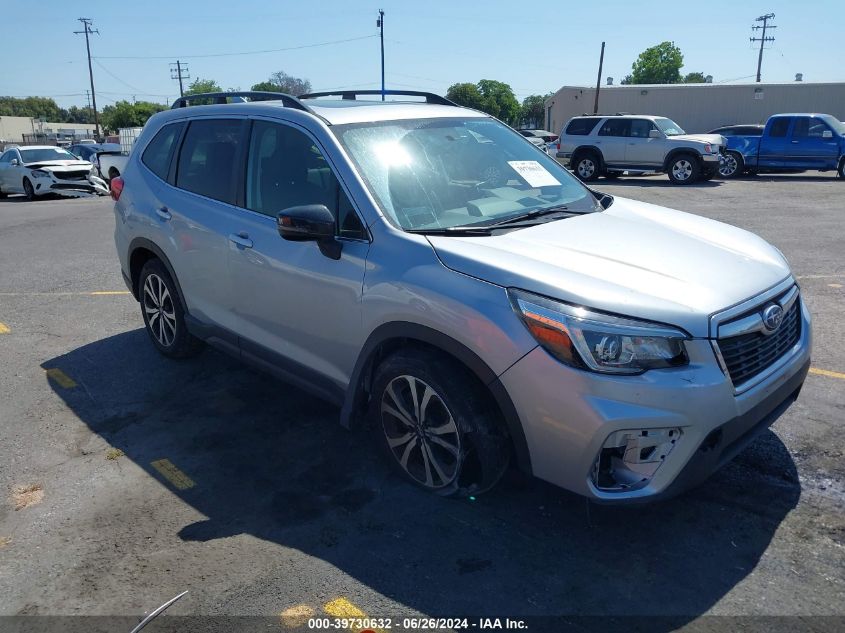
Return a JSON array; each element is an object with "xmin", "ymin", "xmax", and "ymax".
[
  {"xmin": 156, "ymin": 98, "xmax": 489, "ymax": 127},
  {"xmin": 16, "ymin": 145, "xmax": 65, "ymax": 150},
  {"xmin": 571, "ymin": 114, "xmax": 665, "ymax": 120}
]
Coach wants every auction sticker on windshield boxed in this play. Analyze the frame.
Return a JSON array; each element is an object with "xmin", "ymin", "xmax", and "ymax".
[{"xmin": 507, "ymin": 160, "xmax": 561, "ymax": 187}]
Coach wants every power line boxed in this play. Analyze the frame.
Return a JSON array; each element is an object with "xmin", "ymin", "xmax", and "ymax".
[
  {"xmin": 750, "ymin": 13, "xmax": 777, "ymax": 83},
  {"xmin": 92, "ymin": 34, "xmax": 376, "ymax": 60},
  {"xmin": 74, "ymin": 17, "xmax": 101, "ymax": 138},
  {"xmin": 93, "ymin": 59, "xmax": 149, "ymax": 95}
]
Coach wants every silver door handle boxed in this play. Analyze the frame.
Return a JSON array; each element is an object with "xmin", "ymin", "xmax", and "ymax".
[
  {"xmin": 228, "ymin": 232, "xmax": 253, "ymax": 248},
  {"xmin": 156, "ymin": 207, "xmax": 172, "ymax": 221},
  {"xmin": 791, "ymin": 140, "xmax": 799, "ymax": 143}
]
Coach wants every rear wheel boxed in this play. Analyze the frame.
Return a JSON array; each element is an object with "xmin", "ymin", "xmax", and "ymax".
[
  {"xmin": 667, "ymin": 153, "xmax": 700, "ymax": 185},
  {"xmin": 573, "ymin": 151, "xmax": 600, "ymax": 182},
  {"xmin": 719, "ymin": 151, "xmax": 744, "ymax": 179},
  {"xmin": 138, "ymin": 259, "xmax": 204, "ymax": 359},
  {"xmin": 371, "ymin": 349, "xmax": 510, "ymax": 497},
  {"xmin": 22, "ymin": 178, "xmax": 34, "ymax": 200}
]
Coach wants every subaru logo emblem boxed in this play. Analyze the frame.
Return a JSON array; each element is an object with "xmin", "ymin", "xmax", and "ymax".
[{"xmin": 762, "ymin": 304, "xmax": 784, "ymax": 332}]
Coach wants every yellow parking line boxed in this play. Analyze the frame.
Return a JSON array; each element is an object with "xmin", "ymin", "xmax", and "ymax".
[
  {"xmin": 810, "ymin": 367, "xmax": 845, "ymax": 380},
  {"xmin": 150, "ymin": 459, "xmax": 196, "ymax": 490},
  {"xmin": 0, "ymin": 322, "xmax": 9, "ymax": 334},
  {"xmin": 324, "ymin": 597, "xmax": 368, "ymax": 619},
  {"xmin": 45, "ymin": 368, "xmax": 77, "ymax": 389}
]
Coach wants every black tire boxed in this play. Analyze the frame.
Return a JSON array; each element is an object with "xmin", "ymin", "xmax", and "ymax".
[
  {"xmin": 719, "ymin": 151, "xmax": 744, "ymax": 179},
  {"xmin": 22, "ymin": 178, "xmax": 34, "ymax": 201},
  {"xmin": 700, "ymin": 169, "xmax": 716, "ymax": 181},
  {"xmin": 138, "ymin": 259, "xmax": 204, "ymax": 359},
  {"xmin": 838, "ymin": 158, "xmax": 845, "ymax": 179},
  {"xmin": 370, "ymin": 349, "xmax": 510, "ymax": 497},
  {"xmin": 0, "ymin": 185, "xmax": 6, "ymax": 199},
  {"xmin": 667, "ymin": 153, "xmax": 701, "ymax": 185},
  {"xmin": 572, "ymin": 151, "xmax": 601, "ymax": 182}
]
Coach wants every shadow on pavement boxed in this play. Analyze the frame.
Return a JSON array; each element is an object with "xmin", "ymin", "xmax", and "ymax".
[{"xmin": 43, "ymin": 329, "xmax": 801, "ymax": 626}]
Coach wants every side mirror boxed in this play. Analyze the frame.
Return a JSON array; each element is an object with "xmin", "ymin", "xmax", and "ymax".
[
  {"xmin": 822, "ymin": 130, "xmax": 833, "ymax": 139},
  {"xmin": 277, "ymin": 204, "xmax": 342, "ymax": 260},
  {"xmin": 10, "ymin": 159, "xmax": 19, "ymax": 166},
  {"xmin": 648, "ymin": 129, "xmax": 662, "ymax": 139}
]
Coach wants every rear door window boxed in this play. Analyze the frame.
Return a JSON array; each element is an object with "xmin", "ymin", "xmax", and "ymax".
[
  {"xmin": 597, "ymin": 119, "xmax": 630, "ymax": 137},
  {"xmin": 768, "ymin": 118, "xmax": 791, "ymax": 138},
  {"xmin": 175, "ymin": 119, "xmax": 243, "ymax": 203},
  {"xmin": 142, "ymin": 122, "xmax": 184, "ymax": 181}
]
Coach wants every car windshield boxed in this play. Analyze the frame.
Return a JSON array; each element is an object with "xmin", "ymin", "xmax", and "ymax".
[
  {"xmin": 819, "ymin": 115, "xmax": 845, "ymax": 136},
  {"xmin": 335, "ymin": 117, "xmax": 598, "ymax": 231},
  {"xmin": 19, "ymin": 147, "xmax": 78, "ymax": 163},
  {"xmin": 654, "ymin": 118, "xmax": 686, "ymax": 136}
]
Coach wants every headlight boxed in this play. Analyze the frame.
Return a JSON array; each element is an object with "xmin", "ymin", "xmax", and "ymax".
[
  {"xmin": 31, "ymin": 169, "xmax": 51, "ymax": 179},
  {"xmin": 509, "ymin": 289, "xmax": 689, "ymax": 374}
]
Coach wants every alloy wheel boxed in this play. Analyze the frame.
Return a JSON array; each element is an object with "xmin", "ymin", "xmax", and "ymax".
[
  {"xmin": 577, "ymin": 158, "xmax": 595, "ymax": 179},
  {"xmin": 143, "ymin": 273, "xmax": 177, "ymax": 347},
  {"xmin": 380, "ymin": 375, "xmax": 461, "ymax": 489},
  {"xmin": 672, "ymin": 159, "xmax": 693, "ymax": 181},
  {"xmin": 719, "ymin": 154, "xmax": 738, "ymax": 177}
]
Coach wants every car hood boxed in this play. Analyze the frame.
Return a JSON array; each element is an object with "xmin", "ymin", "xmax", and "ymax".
[
  {"xmin": 669, "ymin": 133, "xmax": 724, "ymax": 146},
  {"xmin": 427, "ymin": 196, "xmax": 791, "ymax": 337},
  {"xmin": 25, "ymin": 160, "xmax": 92, "ymax": 170}
]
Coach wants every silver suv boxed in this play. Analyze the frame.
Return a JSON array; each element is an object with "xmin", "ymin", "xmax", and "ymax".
[
  {"xmin": 112, "ymin": 90, "xmax": 811, "ymax": 502},
  {"xmin": 557, "ymin": 114, "xmax": 725, "ymax": 184}
]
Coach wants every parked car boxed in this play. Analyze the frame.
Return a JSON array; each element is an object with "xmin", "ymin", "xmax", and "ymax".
[
  {"xmin": 557, "ymin": 115, "xmax": 725, "ymax": 184},
  {"xmin": 519, "ymin": 128, "xmax": 559, "ymax": 155},
  {"xmin": 707, "ymin": 124, "xmax": 764, "ymax": 138},
  {"xmin": 717, "ymin": 113, "xmax": 845, "ymax": 179},
  {"xmin": 113, "ymin": 90, "xmax": 810, "ymax": 502},
  {"xmin": 68, "ymin": 142, "xmax": 122, "ymax": 162},
  {"xmin": 0, "ymin": 145, "xmax": 108, "ymax": 199},
  {"xmin": 99, "ymin": 127, "xmax": 144, "ymax": 181}
]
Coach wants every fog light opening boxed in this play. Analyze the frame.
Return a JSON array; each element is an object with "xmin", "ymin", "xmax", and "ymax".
[{"xmin": 592, "ymin": 427, "xmax": 682, "ymax": 492}]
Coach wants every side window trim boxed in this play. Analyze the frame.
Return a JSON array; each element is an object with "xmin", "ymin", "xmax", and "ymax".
[
  {"xmin": 165, "ymin": 121, "xmax": 188, "ymax": 185},
  {"xmin": 243, "ymin": 116, "xmax": 371, "ymax": 242}
]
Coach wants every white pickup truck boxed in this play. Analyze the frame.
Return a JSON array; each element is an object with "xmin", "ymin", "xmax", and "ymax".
[{"xmin": 97, "ymin": 127, "xmax": 143, "ymax": 181}]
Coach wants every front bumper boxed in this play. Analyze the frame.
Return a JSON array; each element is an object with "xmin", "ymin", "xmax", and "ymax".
[
  {"xmin": 32, "ymin": 174, "xmax": 109, "ymax": 197},
  {"xmin": 497, "ymin": 297, "xmax": 812, "ymax": 502}
]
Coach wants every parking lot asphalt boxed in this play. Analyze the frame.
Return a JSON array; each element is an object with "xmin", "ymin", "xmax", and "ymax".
[{"xmin": 0, "ymin": 174, "xmax": 844, "ymax": 631}]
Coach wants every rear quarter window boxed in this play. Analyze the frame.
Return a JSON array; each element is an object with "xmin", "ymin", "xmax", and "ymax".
[
  {"xmin": 565, "ymin": 118, "xmax": 601, "ymax": 136},
  {"xmin": 141, "ymin": 122, "xmax": 184, "ymax": 181}
]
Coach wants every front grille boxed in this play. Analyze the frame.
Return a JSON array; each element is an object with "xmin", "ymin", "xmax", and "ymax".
[
  {"xmin": 56, "ymin": 170, "xmax": 90, "ymax": 181},
  {"xmin": 718, "ymin": 299, "xmax": 801, "ymax": 387}
]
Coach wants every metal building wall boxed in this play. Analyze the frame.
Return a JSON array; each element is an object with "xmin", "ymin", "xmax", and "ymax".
[{"xmin": 545, "ymin": 83, "xmax": 845, "ymax": 135}]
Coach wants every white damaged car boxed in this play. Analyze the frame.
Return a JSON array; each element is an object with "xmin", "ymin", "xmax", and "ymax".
[{"xmin": 0, "ymin": 145, "xmax": 109, "ymax": 200}]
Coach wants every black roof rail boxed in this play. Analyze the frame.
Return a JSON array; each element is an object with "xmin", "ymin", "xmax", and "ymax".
[
  {"xmin": 170, "ymin": 91, "xmax": 312, "ymax": 112},
  {"xmin": 299, "ymin": 89, "xmax": 457, "ymax": 106}
]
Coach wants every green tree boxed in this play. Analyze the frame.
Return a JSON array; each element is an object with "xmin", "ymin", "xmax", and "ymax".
[
  {"xmin": 250, "ymin": 81, "xmax": 280, "ymax": 92},
  {"xmin": 628, "ymin": 41, "xmax": 684, "ymax": 84},
  {"xmin": 519, "ymin": 93, "xmax": 552, "ymax": 129},
  {"xmin": 683, "ymin": 71, "xmax": 708, "ymax": 83},
  {"xmin": 100, "ymin": 100, "xmax": 165, "ymax": 132},
  {"xmin": 0, "ymin": 96, "xmax": 64, "ymax": 120},
  {"xmin": 257, "ymin": 70, "xmax": 312, "ymax": 95},
  {"xmin": 477, "ymin": 79, "xmax": 520, "ymax": 124},
  {"xmin": 65, "ymin": 105, "xmax": 95, "ymax": 124},
  {"xmin": 445, "ymin": 83, "xmax": 485, "ymax": 110},
  {"xmin": 185, "ymin": 78, "xmax": 222, "ymax": 95}
]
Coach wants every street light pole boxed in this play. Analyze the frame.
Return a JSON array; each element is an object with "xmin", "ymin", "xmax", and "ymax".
[{"xmin": 377, "ymin": 10, "xmax": 385, "ymax": 100}]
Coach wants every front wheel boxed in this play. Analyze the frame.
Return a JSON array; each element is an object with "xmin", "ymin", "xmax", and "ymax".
[
  {"xmin": 22, "ymin": 178, "xmax": 35, "ymax": 200},
  {"xmin": 139, "ymin": 259, "xmax": 204, "ymax": 359},
  {"xmin": 371, "ymin": 350, "xmax": 510, "ymax": 497},
  {"xmin": 719, "ymin": 152, "xmax": 744, "ymax": 179},
  {"xmin": 667, "ymin": 154, "xmax": 700, "ymax": 185}
]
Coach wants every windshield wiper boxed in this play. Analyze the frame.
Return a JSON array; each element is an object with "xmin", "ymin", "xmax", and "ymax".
[
  {"xmin": 405, "ymin": 225, "xmax": 493, "ymax": 236},
  {"xmin": 487, "ymin": 205, "xmax": 571, "ymax": 227}
]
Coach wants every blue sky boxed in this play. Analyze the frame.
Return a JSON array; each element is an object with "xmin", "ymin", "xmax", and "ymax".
[{"xmin": 2, "ymin": 0, "xmax": 843, "ymax": 109}]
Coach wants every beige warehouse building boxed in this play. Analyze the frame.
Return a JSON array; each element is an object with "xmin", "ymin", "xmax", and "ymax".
[
  {"xmin": 544, "ymin": 82, "xmax": 845, "ymax": 135},
  {"xmin": 0, "ymin": 116, "xmax": 97, "ymax": 148}
]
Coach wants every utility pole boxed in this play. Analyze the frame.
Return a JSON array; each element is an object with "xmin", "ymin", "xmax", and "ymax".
[
  {"xmin": 74, "ymin": 18, "xmax": 100, "ymax": 139},
  {"xmin": 377, "ymin": 9, "xmax": 385, "ymax": 100},
  {"xmin": 170, "ymin": 60, "xmax": 190, "ymax": 97},
  {"xmin": 593, "ymin": 41, "xmax": 605, "ymax": 114},
  {"xmin": 750, "ymin": 13, "xmax": 776, "ymax": 83}
]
